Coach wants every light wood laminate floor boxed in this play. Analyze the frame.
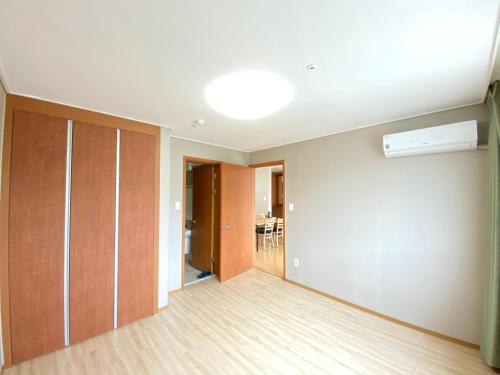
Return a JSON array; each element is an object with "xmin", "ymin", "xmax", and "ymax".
[
  {"xmin": 254, "ymin": 240, "xmax": 284, "ymax": 278},
  {"xmin": 5, "ymin": 269, "xmax": 493, "ymax": 374},
  {"xmin": 184, "ymin": 260, "xmax": 204, "ymax": 285}
]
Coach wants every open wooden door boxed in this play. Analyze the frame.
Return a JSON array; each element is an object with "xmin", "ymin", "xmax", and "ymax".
[
  {"xmin": 191, "ymin": 165, "xmax": 214, "ymax": 272},
  {"xmin": 219, "ymin": 163, "xmax": 254, "ymax": 282}
]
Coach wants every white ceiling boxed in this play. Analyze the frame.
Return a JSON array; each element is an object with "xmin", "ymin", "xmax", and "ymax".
[{"xmin": 1, "ymin": 1, "xmax": 499, "ymax": 151}]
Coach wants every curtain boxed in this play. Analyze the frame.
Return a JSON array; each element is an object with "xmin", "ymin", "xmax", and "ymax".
[{"xmin": 483, "ymin": 81, "xmax": 500, "ymax": 368}]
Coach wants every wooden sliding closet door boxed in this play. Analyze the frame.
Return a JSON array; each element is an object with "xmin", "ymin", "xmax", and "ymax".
[
  {"xmin": 69, "ymin": 122, "xmax": 116, "ymax": 344},
  {"xmin": 118, "ymin": 130, "xmax": 156, "ymax": 326},
  {"xmin": 8, "ymin": 111, "xmax": 67, "ymax": 363}
]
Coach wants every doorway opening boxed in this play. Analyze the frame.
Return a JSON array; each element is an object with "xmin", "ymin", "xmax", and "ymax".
[
  {"xmin": 250, "ymin": 161, "xmax": 286, "ymax": 279},
  {"xmin": 183, "ymin": 159, "xmax": 220, "ymax": 286},
  {"xmin": 181, "ymin": 156, "xmax": 268, "ymax": 288}
]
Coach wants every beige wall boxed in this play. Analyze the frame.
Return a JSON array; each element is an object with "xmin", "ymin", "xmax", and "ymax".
[
  {"xmin": 168, "ymin": 137, "xmax": 249, "ymax": 291},
  {"xmin": 249, "ymin": 103, "xmax": 489, "ymax": 344},
  {"xmin": 255, "ymin": 167, "xmax": 272, "ymax": 215}
]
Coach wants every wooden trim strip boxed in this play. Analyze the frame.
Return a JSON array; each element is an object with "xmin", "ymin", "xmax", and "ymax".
[
  {"xmin": 0, "ymin": 96, "xmax": 14, "ymax": 368},
  {"xmin": 5, "ymin": 94, "xmax": 160, "ymax": 136},
  {"xmin": 248, "ymin": 160, "xmax": 285, "ymax": 168},
  {"xmin": 184, "ymin": 156, "xmax": 222, "ymax": 165},
  {"xmin": 252, "ymin": 266, "xmax": 285, "ymax": 279},
  {"xmin": 285, "ymin": 278, "xmax": 480, "ymax": 350}
]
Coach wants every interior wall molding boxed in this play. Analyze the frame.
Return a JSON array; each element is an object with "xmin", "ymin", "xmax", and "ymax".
[
  {"xmin": 284, "ymin": 277, "xmax": 480, "ymax": 350},
  {"xmin": 3, "ymin": 93, "xmax": 171, "ymax": 131},
  {"xmin": 170, "ymin": 135, "xmax": 250, "ymax": 154}
]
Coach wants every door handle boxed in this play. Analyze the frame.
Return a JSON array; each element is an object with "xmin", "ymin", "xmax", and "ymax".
[
  {"xmin": 221, "ymin": 224, "xmax": 231, "ymax": 230},
  {"xmin": 192, "ymin": 219, "xmax": 197, "ymax": 224}
]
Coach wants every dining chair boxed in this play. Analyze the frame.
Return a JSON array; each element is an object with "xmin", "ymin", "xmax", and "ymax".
[
  {"xmin": 258, "ymin": 217, "xmax": 276, "ymax": 249},
  {"xmin": 274, "ymin": 218, "xmax": 283, "ymax": 247}
]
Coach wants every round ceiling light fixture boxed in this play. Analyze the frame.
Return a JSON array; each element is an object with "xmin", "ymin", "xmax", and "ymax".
[{"xmin": 205, "ymin": 71, "xmax": 292, "ymax": 120}]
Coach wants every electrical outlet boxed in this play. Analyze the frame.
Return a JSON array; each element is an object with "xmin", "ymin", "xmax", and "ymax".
[
  {"xmin": 175, "ymin": 201, "xmax": 181, "ymax": 210},
  {"xmin": 293, "ymin": 257, "xmax": 299, "ymax": 267}
]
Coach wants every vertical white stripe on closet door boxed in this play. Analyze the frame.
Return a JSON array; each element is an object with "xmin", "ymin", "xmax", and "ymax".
[
  {"xmin": 63, "ymin": 119, "xmax": 73, "ymax": 346},
  {"xmin": 114, "ymin": 129, "xmax": 121, "ymax": 329}
]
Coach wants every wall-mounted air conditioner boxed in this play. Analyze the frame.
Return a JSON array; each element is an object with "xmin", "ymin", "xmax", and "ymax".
[{"xmin": 383, "ymin": 120, "xmax": 478, "ymax": 158}]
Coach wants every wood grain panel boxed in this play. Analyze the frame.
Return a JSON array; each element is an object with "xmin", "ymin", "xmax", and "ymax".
[
  {"xmin": 219, "ymin": 163, "xmax": 254, "ymax": 282},
  {"xmin": 8, "ymin": 110, "xmax": 67, "ymax": 363},
  {"xmin": 69, "ymin": 121, "xmax": 116, "ymax": 344},
  {"xmin": 2, "ymin": 94, "xmax": 161, "ymax": 367},
  {"xmin": 191, "ymin": 165, "xmax": 214, "ymax": 272},
  {"xmin": 213, "ymin": 164, "xmax": 221, "ymax": 277},
  {"xmin": 1, "ymin": 94, "xmax": 15, "ymax": 368},
  {"xmin": 118, "ymin": 130, "xmax": 156, "ymax": 326}
]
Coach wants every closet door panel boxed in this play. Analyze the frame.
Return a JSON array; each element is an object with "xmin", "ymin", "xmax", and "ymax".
[
  {"xmin": 8, "ymin": 110, "xmax": 67, "ymax": 363},
  {"xmin": 69, "ymin": 121, "xmax": 116, "ymax": 344},
  {"xmin": 118, "ymin": 130, "xmax": 155, "ymax": 326}
]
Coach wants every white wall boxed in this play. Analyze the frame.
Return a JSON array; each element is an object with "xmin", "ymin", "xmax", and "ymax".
[
  {"xmin": 249, "ymin": 103, "xmax": 489, "ymax": 345},
  {"xmin": 255, "ymin": 167, "xmax": 272, "ymax": 215},
  {"xmin": 168, "ymin": 137, "xmax": 249, "ymax": 291},
  {"xmin": 158, "ymin": 127, "xmax": 171, "ymax": 308}
]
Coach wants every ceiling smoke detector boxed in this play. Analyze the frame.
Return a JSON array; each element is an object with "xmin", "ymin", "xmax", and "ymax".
[
  {"xmin": 193, "ymin": 119, "xmax": 205, "ymax": 127},
  {"xmin": 306, "ymin": 64, "xmax": 319, "ymax": 71}
]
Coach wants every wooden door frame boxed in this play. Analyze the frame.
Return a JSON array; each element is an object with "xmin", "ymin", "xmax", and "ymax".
[
  {"xmin": 181, "ymin": 156, "xmax": 221, "ymax": 289},
  {"xmin": 272, "ymin": 171, "xmax": 284, "ymax": 209},
  {"xmin": 0, "ymin": 94, "xmax": 161, "ymax": 368},
  {"xmin": 248, "ymin": 160, "xmax": 286, "ymax": 280}
]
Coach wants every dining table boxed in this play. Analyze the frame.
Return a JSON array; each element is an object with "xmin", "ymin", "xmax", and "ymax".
[{"xmin": 255, "ymin": 217, "xmax": 268, "ymax": 226}]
